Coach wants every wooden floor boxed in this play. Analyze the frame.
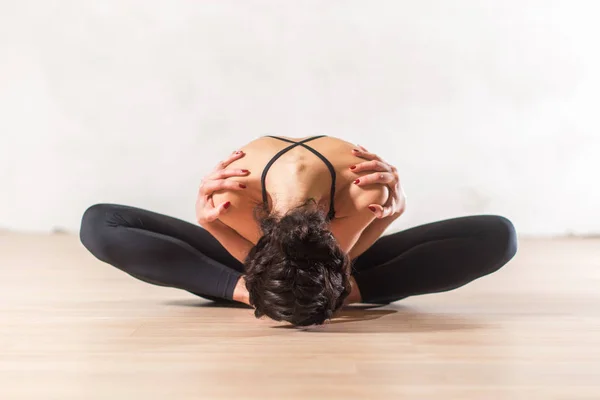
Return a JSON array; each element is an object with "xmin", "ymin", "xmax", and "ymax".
[{"xmin": 1, "ymin": 232, "xmax": 599, "ymax": 399}]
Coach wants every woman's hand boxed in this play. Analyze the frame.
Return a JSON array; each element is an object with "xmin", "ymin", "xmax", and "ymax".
[
  {"xmin": 344, "ymin": 276, "xmax": 363, "ymax": 305},
  {"xmin": 350, "ymin": 145, "xmax": 406, "ymax": 219},
  {"xmin": 196, "ymin": 150, "xmax": 250, "ymax": 226},
  {"xmin": 233, "ymin": 276, "xmax": 252, "ymax": 306}
]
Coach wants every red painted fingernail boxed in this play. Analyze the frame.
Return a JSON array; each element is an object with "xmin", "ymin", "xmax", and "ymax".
[
  {"xmin": 241, "ymin": 169, "xmax": 249, "ymax": 173},
  {"xmin": 350, "ymin": 165, "xmax": 356, "ymax": 170},
  {"xmin": 354, "ymin": 179, "xmax": 360, "ymax": 184},
  {"xmin": 239, "ymin": 183, "xmax": 247, "ymax": 188},
  {"xmin": 368, "ymin": 206, "xmax": 377, "ymax": 212},
  {"xmin": 224, "ymin": 201, "xmax": 231, "ymax": 209}
]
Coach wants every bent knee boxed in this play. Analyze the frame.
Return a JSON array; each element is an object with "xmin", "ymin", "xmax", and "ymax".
[
  {"xmin": 478, "ymin": 215, "xmax": 518, "ymax": 272},
  {"xmin": 79, "ymin": 204, "xmax": 117, "ymax": 261}
]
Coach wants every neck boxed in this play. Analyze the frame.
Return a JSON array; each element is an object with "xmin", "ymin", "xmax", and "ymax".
[{"xmin": 270, "ymin": 195, "xmax": 322, "ymax": 217}]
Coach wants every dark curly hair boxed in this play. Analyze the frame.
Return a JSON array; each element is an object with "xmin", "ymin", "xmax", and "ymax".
[{"xmin": 244, "ymin": 200, "xmax": 351, "ymax": 326}]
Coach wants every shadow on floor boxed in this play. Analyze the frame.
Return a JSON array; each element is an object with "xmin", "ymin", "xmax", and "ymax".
[
  {"xmin": 164, "ymin": 299, "xmax": 487, "ymax": 334},
  {"xmin": 165, "ymin": 298, "xmax": 254, "ymax": 309},
  {"xmin": 275, "ymin": 304, "xmax": 488, "ymax": 333}
]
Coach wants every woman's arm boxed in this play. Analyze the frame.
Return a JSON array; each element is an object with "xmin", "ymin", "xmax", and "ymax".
[
  {"xmin": 232, "ymin": 276, "xmax": 251, "ymax": 305},
  {"xmin": 346, "ymin": 146, "xmax": 407, "ymax": 258},
  {"xmin": 348, "ymin": 213, "xmax": 402, "ymax": 259},
  {"xmin": 201, "ymin": 219, "xmax": 254, "ymax": 264},
  {"xmin": 329, "ymin": 186, "xmax": 387, "ymax": 254},
  {"xmin": 333, "ymin": 208, "xmax": 400, "ymax": 305},
  {"xmin": 196, "ymin": 150, "xmax": 255, "ymax": 264}
]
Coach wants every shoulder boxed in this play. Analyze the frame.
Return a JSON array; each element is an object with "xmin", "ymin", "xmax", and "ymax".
[
  {"xmin": 335, "ymin": 182, "xmax": 389, "ymax": 218},
  {"xmin": 239, "ymin": 136, "xmax": 283, "ymax": 153}
]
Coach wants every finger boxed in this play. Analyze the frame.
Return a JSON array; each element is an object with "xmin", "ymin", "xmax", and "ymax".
[
  {"xmin": 367, "ymin": 204, "xmax": 384, "ymax": 218},
  {"xmin": 350, "ymin": 160, "xmax": 391, "ymax": 173},
  {"xmin": 207, "ymin": 168, "xmax": 250, "ymax": 180},
  {"xmin": 357, "ymin": 144, "xmax": 369, "ymax": 152},
  {"xmin": 351, "ymin": 147, "xmax": 382, "ymax": 161},
  {"xmin": 214, "ymin": 150, "xmax": 245, "ymax": 171},
  {"xmin": 380, "ymin": 204, "xmax": 394, "ymax": 218},
  {"xmin": 216, "ymin": 201, "xmax": 232, "ymax": 215},
  {"xmin": 353, "ymin": 172, "xmax": 395, "ymax": 186},
  {"xmin": 199, "ymin": 199, "xmax": 221, "ymax": 222},
  {"xmin": 368, "ymin": 204, "xmax": 393, "ymax": 219},
  {"xmin": 201, "ymin": 199, "xmax": 231, "ymax": 221},
  {"xmin": 199, "ymin": 180, "xmax": 247, "ymax": 195}
]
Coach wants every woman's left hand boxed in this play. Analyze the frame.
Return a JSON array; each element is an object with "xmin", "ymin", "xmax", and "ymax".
[{"xmin": 350, "ymin": 145, "xmax": 407, "ymax": 219}]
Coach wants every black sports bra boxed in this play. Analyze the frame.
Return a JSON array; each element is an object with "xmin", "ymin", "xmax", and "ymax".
[{"xmin": 261, "ymin": 135, "xmax": 336, "ymax": 220}]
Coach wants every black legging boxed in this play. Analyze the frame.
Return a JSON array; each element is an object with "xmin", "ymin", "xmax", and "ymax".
[{"xmin": 79, "ymin": 204, "xmax": 517, "ymax": 304}]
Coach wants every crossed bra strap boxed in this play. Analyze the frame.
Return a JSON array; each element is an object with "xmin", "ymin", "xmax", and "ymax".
[{"xmin": 261, "ymin": 135, "xmax": 336, "ymax": 220}]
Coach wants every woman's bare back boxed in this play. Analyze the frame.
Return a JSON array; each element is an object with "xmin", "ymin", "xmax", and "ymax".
[{"xmin": 211, "ymin": 135, "xmax": 388, "ymax": 246}]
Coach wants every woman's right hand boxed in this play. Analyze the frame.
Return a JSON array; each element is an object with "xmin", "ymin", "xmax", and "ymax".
[
  {"xmin": 351, "ymin": 145, "xmax": 406, "ymax": 219},
  {"xmin": 196, "ymin": 150, "xmax": 250, "ymax": 227}
]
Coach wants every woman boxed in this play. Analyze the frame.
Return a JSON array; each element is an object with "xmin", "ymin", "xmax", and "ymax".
[{"xmin": 80, "ymin": 135, "xmax": 517, "ymax": 326}]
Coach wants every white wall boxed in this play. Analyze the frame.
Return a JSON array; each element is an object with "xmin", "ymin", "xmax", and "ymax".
[{"xmin": 1, "ymin": 0, "xmax": 599, "ymax": 236}]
